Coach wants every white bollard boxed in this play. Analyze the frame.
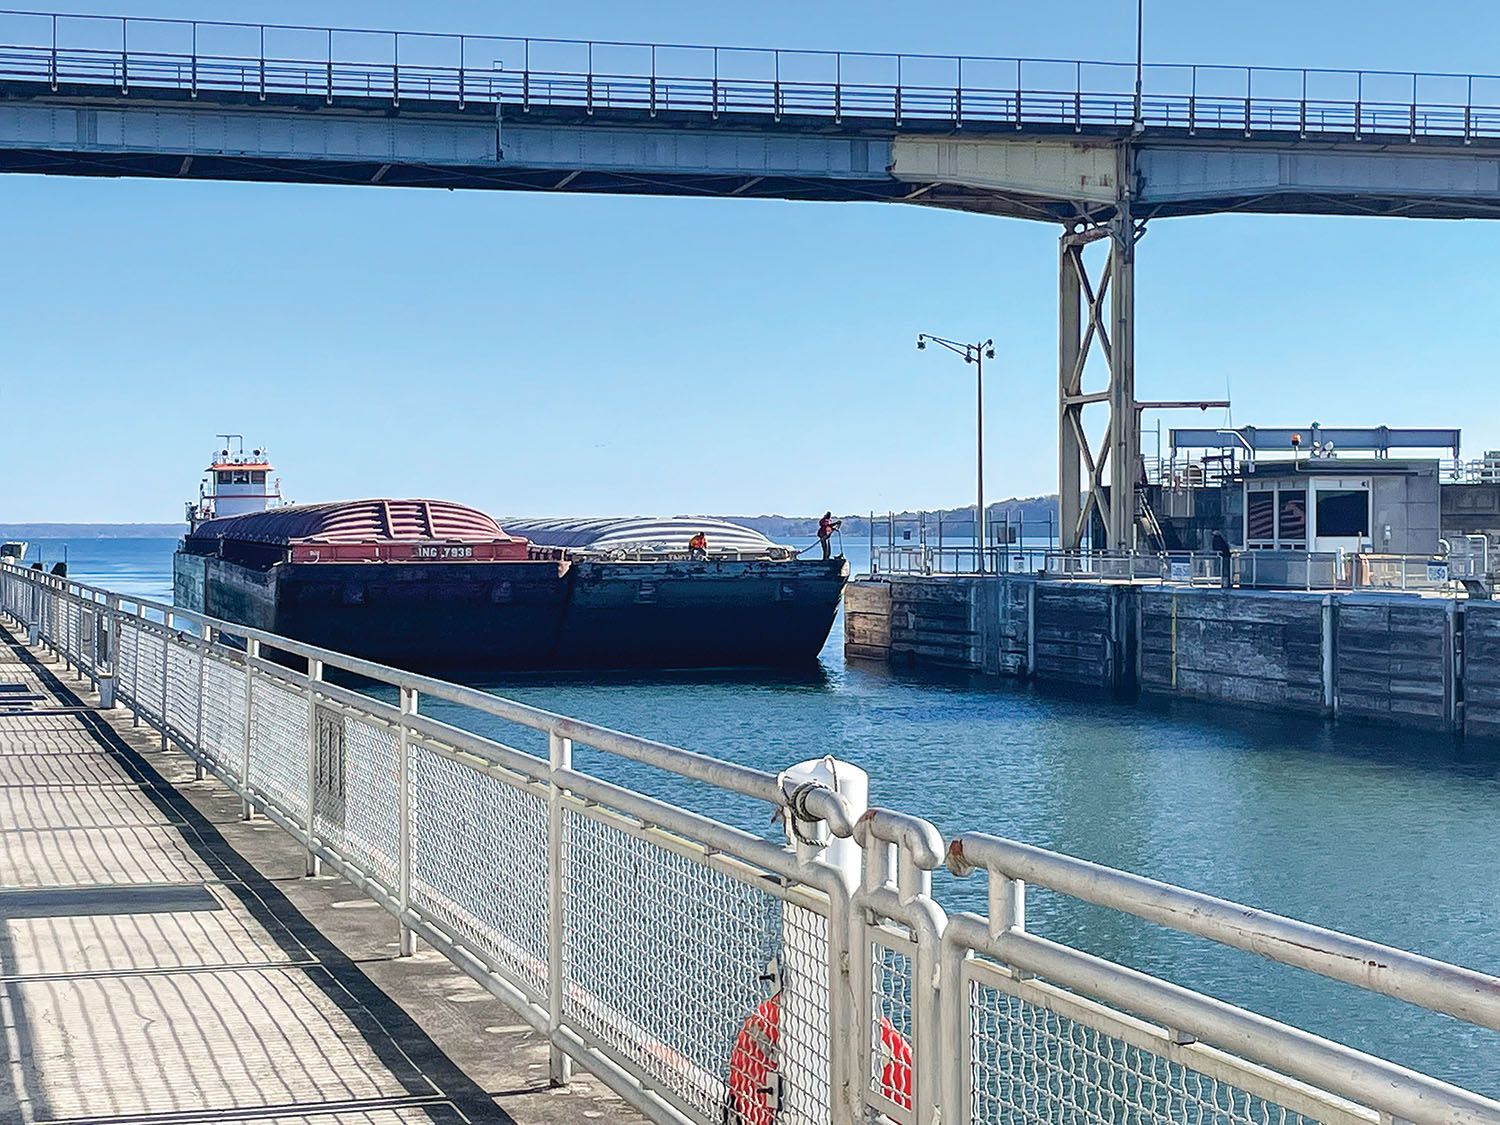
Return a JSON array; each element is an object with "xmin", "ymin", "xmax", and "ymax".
[
  {"xmin": 97, "ymin": 673, "xmax": 116, "ymax": 710},
  {"xmin": 779, "ymin": 755, "xmax": 868, "ymax": 893},
  {"xmin": 775, "ymin": 756, "xmax": 869, "ymax": 1125}
]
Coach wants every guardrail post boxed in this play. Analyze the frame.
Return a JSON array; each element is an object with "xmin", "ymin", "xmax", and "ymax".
[
  {"xmin": 83, "ymin": 597, "xmax": 94, "ymax": 684},
  {"xmin": 130, "ymin": 606, "xmax": 143, "ymax": 724},
  {"xmin": 457, "ymin": 35, "xmax": 466, "ymax": 109},
  {"xmin": 954, "ymin": 56, "xmax": 962, "ymax": 129},
  {"xmin": 120, "ymin": 17, "xmax": 128, "ymax": 93},
  {"xmin": 56, "ymin": 594, "xmax": 69, "ymax": 672},
  {"xmin": 159, "ymin": 616, "xmax": 170, "ymax": 749},
  {"xmin": 64, "ymin": 598, "xmax": 76, "ymax": 675},
  {"xmin": 98, "ymin": 595, "xmax": 119, "ymax": 709},
  {"xmin": 547, "ymin": 729, "xmax": 572, "ymax": 1086},
  {"xmin": 241, "ymin": 638, "xmax": 258, "ymax": 820},
  {"xmin": 305, "ymin": 658, "xmax": 323, "ymax": 876},
  {"xmin": 853, "ymin": 813, "xmax": 946, "ymax": 1125},
  {"xmin": 398, "ymin": 686, "xmax": 417, "ymax": 956},
  {"xmin": 957, "ymin": 868, "xmax": 1025, "ymax": 1116},
  {"xmin": 194, "ymin": 623, "xmax": 210, "ymax": 779},
  {"xmin": 81, "ymin": 594, "xmax": 94, "ymax": 686}
]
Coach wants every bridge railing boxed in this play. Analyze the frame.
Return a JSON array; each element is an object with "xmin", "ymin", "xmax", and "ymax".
[
  {"xmin": 6, "ymin": 10, "xmax": 1500, "ymax": 141},
  {"xmin": 873, "ymin": 545, "xmax": 1227, "ymax": 584},
  {"xmin": 4, "ymin": 561, "xmax": 1499, "ymax": 1125}
]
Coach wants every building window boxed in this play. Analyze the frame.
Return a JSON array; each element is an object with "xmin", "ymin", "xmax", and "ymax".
[
  {"xmin": 1278, "ymin": 490, "xmax": 1306, "ymax": 546},
  {"xmin": 1247, "ymin": 491, "xmax": 1275, "ymax": 543},
  {"xmin": 1316, "ymin": 490, "xmax": 1369, "ymax": 538}
]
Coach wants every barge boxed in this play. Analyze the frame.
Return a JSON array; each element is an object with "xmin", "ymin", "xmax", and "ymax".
[{"xmin": 173, "ymin": 446, "xmax": 846, "ymax": 672}]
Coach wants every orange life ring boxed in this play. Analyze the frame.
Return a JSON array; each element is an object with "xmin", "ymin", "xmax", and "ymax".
[
  {"xmin": 727, "ymin": 999, "xmax": 913, "ymax": 1121},
  {"xmin": 878, "ymin": 1016, "xmax": 913, "ymax": 1110},
  {"xmin": 726, "ymin": 994, "xmax": 781, "ymax": 1125}
]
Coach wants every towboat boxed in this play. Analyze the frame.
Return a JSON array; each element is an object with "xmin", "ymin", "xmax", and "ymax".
[{"xmin": 173, "ymin": 445, "xmax": 846, "ymax": 673}]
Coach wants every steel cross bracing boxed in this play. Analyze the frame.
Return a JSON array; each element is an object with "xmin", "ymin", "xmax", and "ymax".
[{"xmin": 1058, "ymin": 205, "xmax": 1146, "ymax": 552}]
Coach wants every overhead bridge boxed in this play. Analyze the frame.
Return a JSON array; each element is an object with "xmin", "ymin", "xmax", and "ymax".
[
  {"xmin": 5, "ymin": 10, "xmax": 1500, "ymax": 548},
  {"xmin": 5, "ymin": 12, "xmax": 1500, "ymax": 221}
]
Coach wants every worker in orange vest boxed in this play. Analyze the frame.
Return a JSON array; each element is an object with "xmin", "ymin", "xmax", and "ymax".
[
  {"xmin": 688, "ymin": 531, "xmax": 708, "ymax": 561},
  {"xmin": 817, "ymin": 512, "xmax": 841, "ymax": 560}
]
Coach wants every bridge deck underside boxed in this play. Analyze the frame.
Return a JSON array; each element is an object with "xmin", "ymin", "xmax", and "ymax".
[{"xmin": 3, "ymin": 83, "xmax": 1500, "ymax": 220}]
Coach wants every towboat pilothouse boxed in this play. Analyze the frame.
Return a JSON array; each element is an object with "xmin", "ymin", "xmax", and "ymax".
[
  {"xmin": 173, "ymin": 443, "xmax": 847, "ymax": 673},
  {"xmin": 186, "ymin": 436, "xmax": 284, "ymax": 527}
]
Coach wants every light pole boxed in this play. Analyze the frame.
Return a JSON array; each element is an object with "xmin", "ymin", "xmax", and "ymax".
[
  {"xmin": 917, "ymin": 334, "xmax": 995, "ymax": 573},
  {"xmin": 1133, "ymin": 0, "xmax": 1144, "ymax": 129}
]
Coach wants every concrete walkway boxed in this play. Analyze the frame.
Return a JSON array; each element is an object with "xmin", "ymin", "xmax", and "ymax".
[{"xmin": 0, "ymin": 622, "xmax": 636, "ymax": 1125}]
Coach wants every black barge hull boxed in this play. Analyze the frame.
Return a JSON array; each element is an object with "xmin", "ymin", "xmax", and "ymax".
[{"xmin": 174, "ymin": 553, "xmax": 847, "ymax": 674}]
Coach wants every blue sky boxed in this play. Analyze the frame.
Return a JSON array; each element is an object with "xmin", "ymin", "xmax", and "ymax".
[{"xmin": 5, "ymin": 0, "xmax": 1500, "ymax": 522}]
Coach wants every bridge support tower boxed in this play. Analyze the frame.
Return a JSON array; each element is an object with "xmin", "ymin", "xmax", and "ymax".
[{"xmin": 1058, "ymin": 203, "xmax": 1143, "ymax": 553}]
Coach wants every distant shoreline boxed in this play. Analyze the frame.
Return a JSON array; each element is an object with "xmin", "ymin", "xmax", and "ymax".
[
  {"xmin": 0, "ymin": 524, "xmax": 186, "ymax": 539},
  {"xmin": 0, "ymin": 498, "xmax": 1059, "ymax": 542}
]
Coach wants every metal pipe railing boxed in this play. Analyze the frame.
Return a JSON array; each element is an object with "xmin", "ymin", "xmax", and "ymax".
[
  {"xmin": 2, "ymin": 10, "xmax": 1500, "ymax": 141},
  {"xmin": 945, "ymin": 916, "xmax": 1500, "ymax": 1125},
  {"xmin": 2, "ymin": 564, "xmax": 856, "ymax": 833},
  {"xmin": 946, "ymin": 832, "xmax": 1500, "ymax": 1031}
]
